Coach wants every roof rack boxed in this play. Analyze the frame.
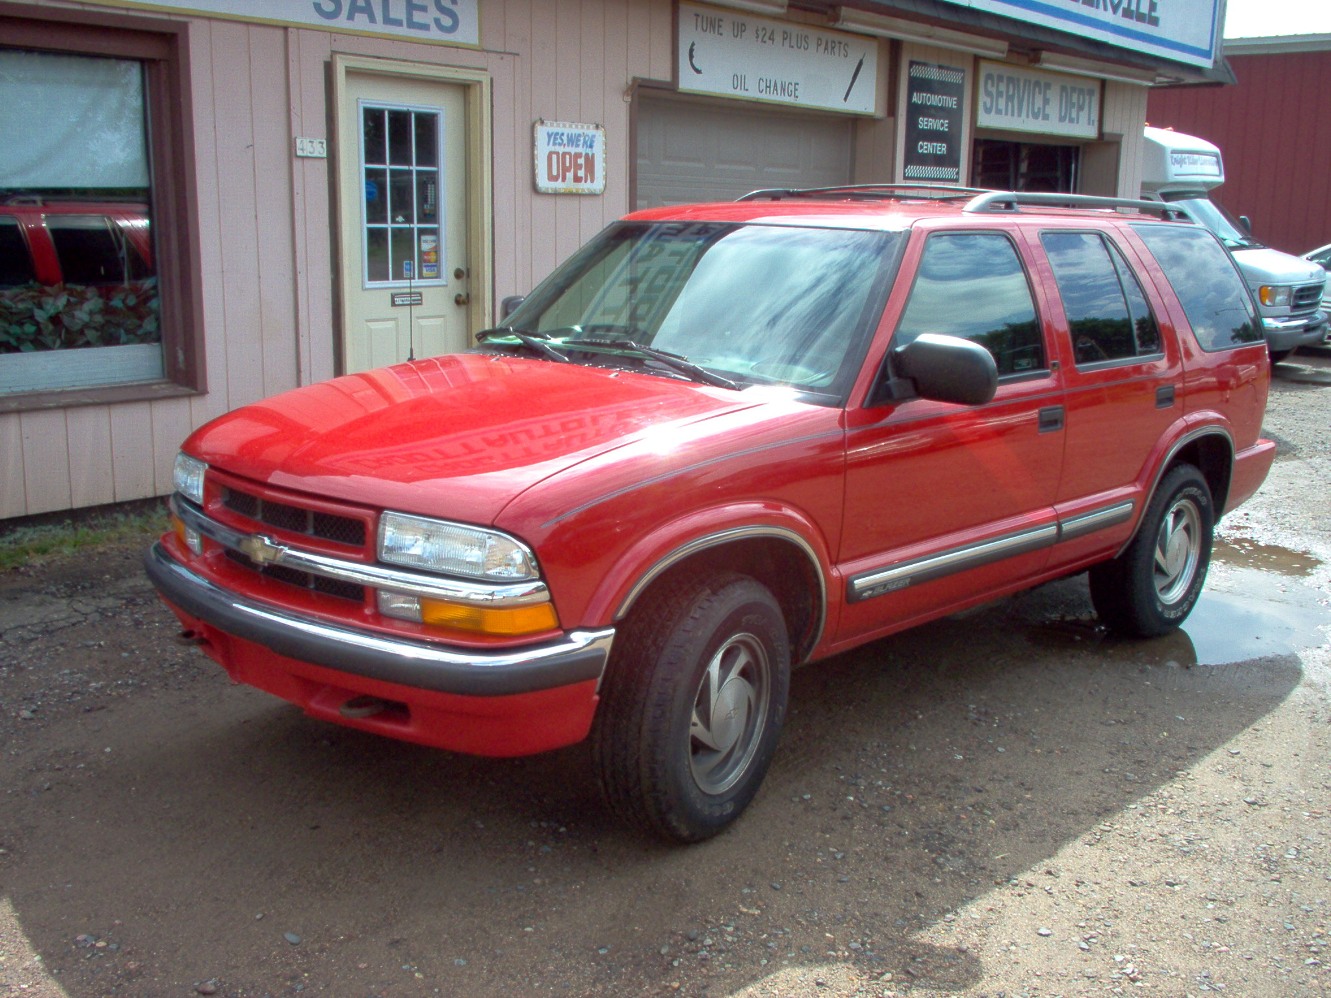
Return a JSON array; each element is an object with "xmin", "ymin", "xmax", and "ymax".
[
  {"xmin": 738, "ymin": 184, "xmax": 989, "ymax": 203},
  {"xmin": 963, "ymin": 191, "xmax": 1193, "ymax": 221}
]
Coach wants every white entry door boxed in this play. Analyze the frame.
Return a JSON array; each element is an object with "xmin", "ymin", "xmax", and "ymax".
[{"xmin": 337, "ymin": 70, "xmax": 470, "ymax": 373}]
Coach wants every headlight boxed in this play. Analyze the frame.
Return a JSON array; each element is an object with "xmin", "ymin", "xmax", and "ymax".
[
  {"xmin": 1258, "ymin": 285, "xmax": 1292, "ymax": 308},
  {"xmin": 378, "ymin": 512, "xmax": 539, "ymax": 581},
  {"xmin": 173, "ymin": 452, "xmax": 207, "ymax": 505}
]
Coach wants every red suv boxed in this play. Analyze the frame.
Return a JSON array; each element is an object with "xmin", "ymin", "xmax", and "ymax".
[{"xmin": 146, "ymin": 188, "xmax": 1274, "ymax": 841}]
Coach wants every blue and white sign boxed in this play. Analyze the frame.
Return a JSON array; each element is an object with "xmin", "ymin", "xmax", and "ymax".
[
  {"xmin": 87, "ymin": 1, "xmax": 480, "ymax": 47},
  {"xmin": 935, "ymin": 0, "xmax": 1220, "ymax": 69}
]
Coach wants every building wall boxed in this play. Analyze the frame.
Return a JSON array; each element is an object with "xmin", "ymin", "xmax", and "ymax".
[
  {"xmin": 1147, "ymin": 48, "xmax": 1331, "ymax": 255},
  {"xmin": 2, "ymin": 0, "xmax": 1172, "ymax": 520},
  {"xmin": 3, "ymin": 0, "xmax": 668, "ymax": 519}
]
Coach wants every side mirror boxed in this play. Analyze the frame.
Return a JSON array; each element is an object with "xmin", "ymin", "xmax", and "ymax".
[
  {"xmin": 879, "ymin": 333, "xmax": 998, "ymax": 407},
  {"xmin": 500, "ymin": 295, "xmax": 526, "ymax": 319},
  {"xmin": 1239, "ymin": 215, "xmax": 1253, "ymax": 234}
]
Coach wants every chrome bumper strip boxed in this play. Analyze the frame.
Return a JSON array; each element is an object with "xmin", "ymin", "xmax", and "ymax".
[{"xmin": 146, "ymin": 543, "xmax": 613, "ymax": 697}]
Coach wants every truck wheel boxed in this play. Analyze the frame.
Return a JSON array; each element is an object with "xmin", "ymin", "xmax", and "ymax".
[
  {"xmin": 592, "ymin": 572, "xmax": 790, "ymax": 842},
  {"xmin": 1089, "ymin": 464, "xmax": 1213, "ymax": 638}
]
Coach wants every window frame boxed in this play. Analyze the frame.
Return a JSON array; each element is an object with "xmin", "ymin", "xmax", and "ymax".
[{"xmin": 0, "ymin": 3, "xmax": 203, "ymax": 412}]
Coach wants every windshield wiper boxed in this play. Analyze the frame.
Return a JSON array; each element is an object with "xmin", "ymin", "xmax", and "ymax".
[
  {"xmin": 475, "ymin": 326, "xmax": 571, "ymax": 363},
  {"xmin": 571, "ymin": 338, "xmax": 739, "ymax": 390}
]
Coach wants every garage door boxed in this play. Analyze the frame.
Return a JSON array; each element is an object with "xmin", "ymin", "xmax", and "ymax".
[{"xmin": 636, "ymin": 94, "xmax": 854, "ymax": 209}]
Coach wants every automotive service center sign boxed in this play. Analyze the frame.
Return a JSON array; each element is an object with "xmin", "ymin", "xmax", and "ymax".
[{"xmin": 935, "ymin": 0, "xmax": 1220, "ymax": 69}]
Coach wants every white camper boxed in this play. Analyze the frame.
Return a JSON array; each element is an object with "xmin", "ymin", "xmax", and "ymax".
[{"xmin": 1142, "ymin": 126, "xmax": 1326, "ymax": 361}]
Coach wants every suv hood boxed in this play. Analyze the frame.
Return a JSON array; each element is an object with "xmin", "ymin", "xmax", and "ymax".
[{"xmin": 184, "ymin": 353, "xmax": 759, "ymax": 523}]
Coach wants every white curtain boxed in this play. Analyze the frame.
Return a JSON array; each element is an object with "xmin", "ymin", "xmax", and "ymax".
[{"xmin": 0, "ymin": 50, "xmax": 149, "ymax": 189}]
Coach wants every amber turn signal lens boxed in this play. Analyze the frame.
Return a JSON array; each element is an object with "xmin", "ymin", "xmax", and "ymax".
[{"xmin": 419, "ymin": 598, "xmax": 560, "ymax": 636}]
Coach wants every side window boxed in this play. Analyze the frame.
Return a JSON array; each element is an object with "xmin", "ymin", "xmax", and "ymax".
[
  {"xmin": 1041, "ymin": 231, "xmax": 1161, "ymax": 364},
  {"xmin": 0, "ymin": 217, "xmax": 36, "ymax": 287},
  {"xmin": 895, "ymin": 233, "xmax": 1043, "ymax": 376},
  {"xmin": 47, "ymin": 215, "xmax": 149, "ymax": 285},
  {"xmin": 1131, "ymin": 223, "xmax": 1262, "ymax": 351}
]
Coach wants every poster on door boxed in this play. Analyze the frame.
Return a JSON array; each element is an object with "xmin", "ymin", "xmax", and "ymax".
[{"xmin": 903, "ymin": 61, "xmax": 966, "ymax": 184}]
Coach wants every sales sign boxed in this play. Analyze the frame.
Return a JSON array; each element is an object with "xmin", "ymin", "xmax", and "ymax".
[
  {"xmin": 85, "ymin": 0, "xmax": 480, "ymax": 47},
  {"xmin": 677, "ymin": 2, "xmax": 879, "ymax": 116},
  {"xmin": 903, "ymin": 61, "xmax": 966, "ymax": 184},
  {"xmin": 534, "ymin": 121, "xmax": 606, "ymax": 195},
  {"xmin": 976, "ymin": 62, "xmax": 1100, "ymax": 139}
]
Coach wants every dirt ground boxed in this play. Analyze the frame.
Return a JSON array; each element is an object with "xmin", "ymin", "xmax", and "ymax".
[{"xmin": 2, "ymin": 352, "xmax": 1329, "ymax": 998}]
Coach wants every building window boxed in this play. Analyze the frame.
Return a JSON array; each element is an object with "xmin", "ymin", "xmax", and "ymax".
[
  {"xmin": 0, "ymin": 10, "xmax": 199, "ymax": 407},
  {"xmin": 360, "ymin": 102, "xmax": 443, "ymax": 286}
]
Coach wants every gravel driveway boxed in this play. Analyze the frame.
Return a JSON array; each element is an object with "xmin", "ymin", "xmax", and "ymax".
[{"xmin": 1, "ymin": 351, "xmax": 1328, "ymax": 998}]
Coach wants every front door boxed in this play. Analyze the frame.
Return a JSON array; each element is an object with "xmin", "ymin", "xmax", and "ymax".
[{"xmin": 337, "ymin": 69, "xmax": 470, "ymax": 373}]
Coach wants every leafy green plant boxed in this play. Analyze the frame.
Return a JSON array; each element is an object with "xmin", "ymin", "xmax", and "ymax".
[{"xmin": 0, "ymin": 279, "xmax": 160, "ymax": 354}]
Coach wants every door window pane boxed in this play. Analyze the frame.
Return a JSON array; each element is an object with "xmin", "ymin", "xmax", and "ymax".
[
  {"xmin": 0, "ymin": 49, "xmax": 161, "ymax": 387},
  {"xmin": 895, "ymin": 233, "xmax": 1043, "ymax": 375},
  {"xmin": 359, "ymin": 101, "xmax": 444, "ymax": 286}
]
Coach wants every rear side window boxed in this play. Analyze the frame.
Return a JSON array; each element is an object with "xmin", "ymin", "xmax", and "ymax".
[
  {"xmin": 895, "ymin": 232, "xmax": 1043, "ymax": 376},
  {"xmin": 46, "ymin": 215, "xmax": 151, "ymax": 285},
  {"xmin": 1131, "ymin": 224, "xmax": 1262, "ymax": 350},
  {"xmin": 1041, "ymin": 231, "xmax": 1161, "ymax": 364},
  {"xmin": 0, "ymin": 217, "xmax": 36, "ymax": 287}
]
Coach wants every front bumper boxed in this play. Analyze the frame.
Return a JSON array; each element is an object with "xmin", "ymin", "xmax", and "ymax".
[
  {"xmin": 145, "ymin": 543, "xmax": 615, "ymax": 754},
  {"xmin": 1262, "ymin": 311, "xmax": 1328, "ymax": 352}
]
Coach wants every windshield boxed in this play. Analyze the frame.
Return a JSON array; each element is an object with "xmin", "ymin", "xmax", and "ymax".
[
  {"xmin": 1164, "ymin": 195, "xmax": 1262, "ymax": 250},
  {"xmin": 497, "ymin": 221, "xmax": 901, "ymax": 402}
]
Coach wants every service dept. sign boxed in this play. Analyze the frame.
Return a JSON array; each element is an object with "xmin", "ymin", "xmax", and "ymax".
[
  {"xmin": 534, "ymin": 121, "xmax": 606, "ymax": 195},
  {"xmin": 976, "ymin": 62, "xmax": 1100, "ymax": 140},
  {"xmin": 86, "ymin": 0, "xmax": 479, "ymax": 47},
  {"xmin": 677, "ymin": 2, "xmax": 879, "ymax": 115}
]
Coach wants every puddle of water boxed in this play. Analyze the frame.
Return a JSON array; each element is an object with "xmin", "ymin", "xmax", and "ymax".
[
  {"xmin": 1023, "ymin": 539, "xmax": 1329, "ymax": 668},
  {"xmin": 1212, "ymin": 538, "xmax": 1320, "ymax": 577},
  {"xmin": 1181, "ymin": 568, "xmax": 1328, "ymax": 665}
]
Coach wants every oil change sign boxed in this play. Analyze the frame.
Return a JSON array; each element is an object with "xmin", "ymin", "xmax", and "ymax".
[
  {"xmin": 534, "ymin": 121, "xmax": 606, "ymax": 195},
  {"xmin": 977, "ymin": 62, "xmax": 1100, "ymax": 139},
  {"xmin": 677, "ymin": 2, "xmax": 879, "ymax": 115}
]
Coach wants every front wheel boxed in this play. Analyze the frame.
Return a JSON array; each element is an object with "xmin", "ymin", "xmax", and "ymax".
[
  {"xmin": 591, "ymin": 573, "xmax": 790, "ymax": 842},
  {"xmin": 1089, "ymin": 464, "xmax": 1214, "ymax": 638}
]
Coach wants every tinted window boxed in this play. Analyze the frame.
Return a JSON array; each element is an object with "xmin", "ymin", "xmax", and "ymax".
[
  {"xmin": 0, "ymin": 217, "xmax": 36, "ymax": 287},
  {"xmin": 896, "ymin": 233, "xmax": 1043, "ymax": 376},
  {"xmin": 1042, "ymin": 231, "xmax": 1160, "ymax": 364},
  {"xmin": 1132, "ymin": 224, "xmax": 1262, "ymax": 350},
  {"xmin": 47, "ymin": 215, "xmax": 149, "ymax": 285}
]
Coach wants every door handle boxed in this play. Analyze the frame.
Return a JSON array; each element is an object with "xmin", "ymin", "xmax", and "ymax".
[
  {"xmin": 1038, "ymin": 405, "xmax": 1065, "ymax": 433},
  {"xmin": 1156, "ymin": 385, "xmax": 1176, "ymax": 408},
  {"xmin": 454, "ymin": 293, "xmax": 469, "ymax": 306}
]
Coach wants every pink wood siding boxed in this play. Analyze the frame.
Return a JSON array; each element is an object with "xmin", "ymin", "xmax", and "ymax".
[
  {"xmin": 4, "ymin": 0, "xmax": 663, "ymax": 519},
  {"xmin": 1148, "ymin": 49, "xmax": 1331, "ymax": 255}
]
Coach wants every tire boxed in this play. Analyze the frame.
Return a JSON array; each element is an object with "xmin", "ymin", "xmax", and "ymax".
[
  {"xmin": 591, "ymin": 572, "xmax": 790, "ymax": 842},
  {"xmin": 1089, "ymin": 464, "xmax": 1214, "ymax": 638}
]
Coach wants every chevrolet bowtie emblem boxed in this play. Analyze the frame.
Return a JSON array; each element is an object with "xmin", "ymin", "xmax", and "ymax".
[{"xmin": 238, "ymin": 533, "xmax": 283, "ymax": 566}]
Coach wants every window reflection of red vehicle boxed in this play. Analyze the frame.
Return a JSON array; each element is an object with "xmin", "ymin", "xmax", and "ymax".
[{"xmin": 0, "ymin": 197, "xmax": 153, "ymax": 288}]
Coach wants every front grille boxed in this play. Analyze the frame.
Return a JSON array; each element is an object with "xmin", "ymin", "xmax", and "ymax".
[
  {"xmin": 1293, "ymin": 283, "xmax": 1324, "ymax": 311},
  {"xmin": 222, "ymin": 487, "xmax": 366, "ymax": 547},
  {"xmin": 225, "ymin": 550, "xmax": 365, "ymax": 602}
]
